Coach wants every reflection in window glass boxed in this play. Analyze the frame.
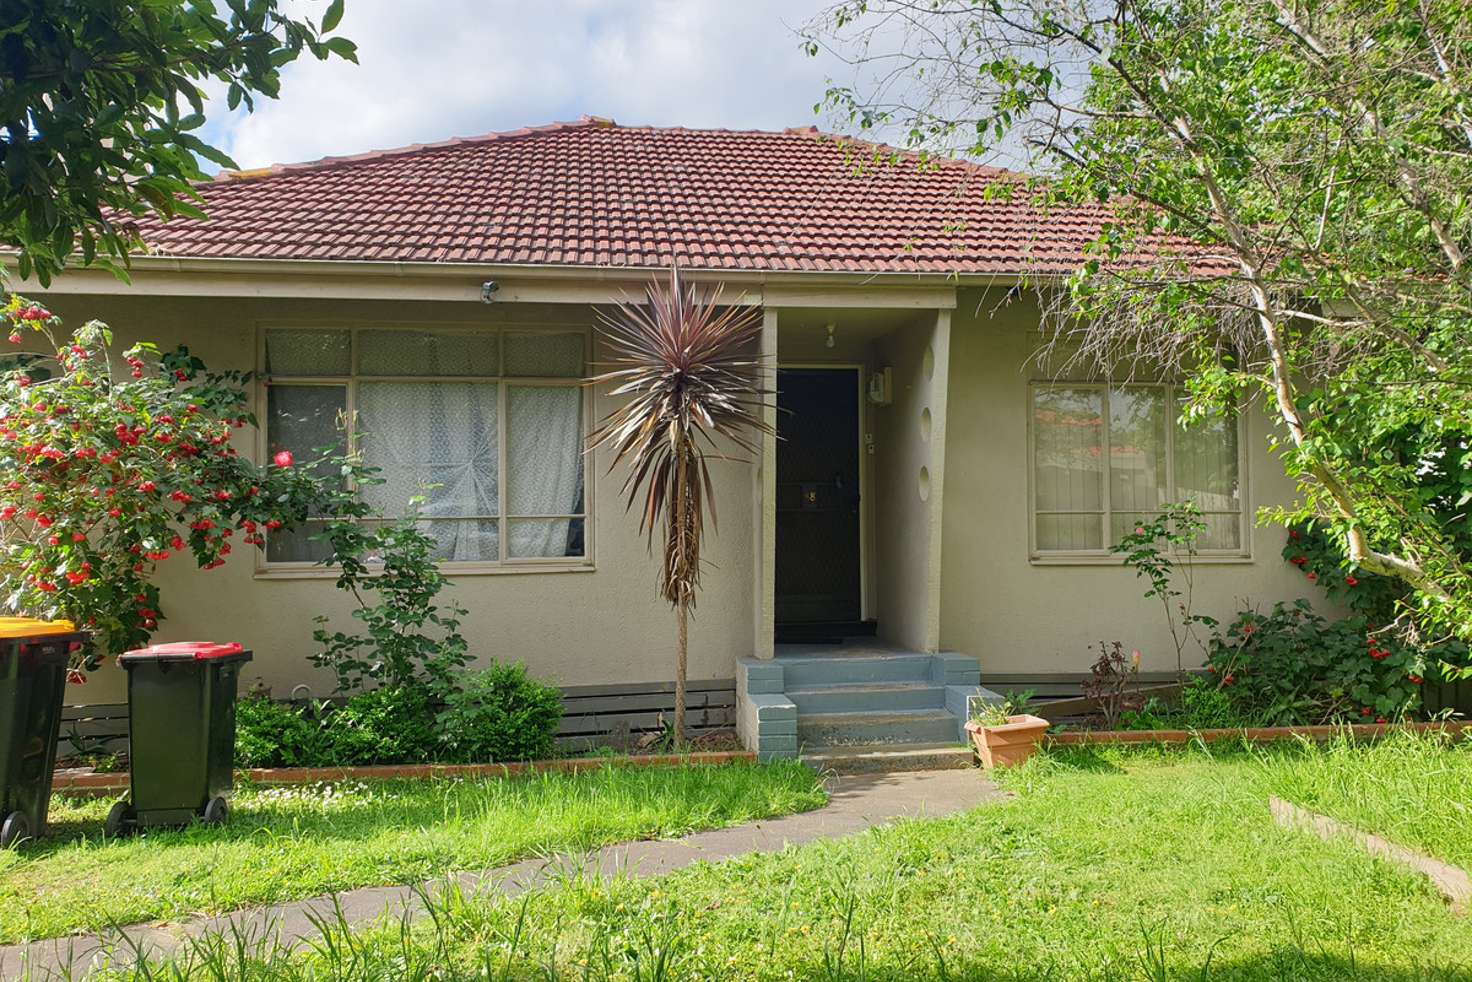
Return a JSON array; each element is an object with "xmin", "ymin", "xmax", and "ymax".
[{"xmin": 1032, "ymin": 385, "xmax": 1242, "ymax": 553}]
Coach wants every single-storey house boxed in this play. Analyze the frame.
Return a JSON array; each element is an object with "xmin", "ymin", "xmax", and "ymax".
[{"xmin": 20, "ymin": 116, "xmax": 1314, "ymax": 758}]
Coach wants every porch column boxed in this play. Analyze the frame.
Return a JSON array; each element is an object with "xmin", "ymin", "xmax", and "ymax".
[
  {"xmin": 922, "ymin": 307, "xmax": 952, "ymax": 652},
  {"xmin": 752, "ymin": 306, "xmax": 778, "ymax": 659},
  {"xmin": 873, "ymin": 305, "xmax": 953, "ymax": 653}
]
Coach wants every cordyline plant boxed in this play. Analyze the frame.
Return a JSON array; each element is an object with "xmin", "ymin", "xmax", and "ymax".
[
  {"xmin": 0, "ymin": 292, "xmax": 326, "ymax": 666},
  {"xmin": 588, "ymin": 266, "xmax": 771, "ymax": 741}
]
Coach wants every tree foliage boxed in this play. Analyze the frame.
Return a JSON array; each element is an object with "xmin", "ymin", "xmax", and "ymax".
[
  {"xmin": 807, "ymin": 0, "xmax": 1472, "ymax": 644},
  {"xmin": 0, "ymin": 0, "xmax": 355, "ymax": 285}
]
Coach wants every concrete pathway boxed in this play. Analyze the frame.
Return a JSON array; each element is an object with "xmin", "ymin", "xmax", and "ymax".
[{"xmin": 2, "ymin": 768, "xmax": 1003, "ymax": 980}]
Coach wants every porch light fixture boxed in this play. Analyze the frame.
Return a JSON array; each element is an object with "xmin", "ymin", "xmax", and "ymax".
[{"xmin": 825, "ymin": 322, "xmax": 836, "ymax": 348}]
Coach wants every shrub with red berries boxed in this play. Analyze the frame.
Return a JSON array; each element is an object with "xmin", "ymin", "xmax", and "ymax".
[
  {"xmin": 1280, "ymin": 524, "xmax": 1405, "ymax": 620},
  {"xmin": 0, "ymin": 294, "xmax": 343, "ymax": 665},
  {"xmin": 1205, "ymin": 600, "xmax": 1428, "ymax": 723},
  {"xmin": 1273, "ymin": 523, "xmax": 1469, "ymax": 715}
]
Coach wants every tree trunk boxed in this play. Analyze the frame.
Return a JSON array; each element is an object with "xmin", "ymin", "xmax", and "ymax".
[{"xmin": 675, "ymin": 599, "xmax": 688, "ymax": 744}]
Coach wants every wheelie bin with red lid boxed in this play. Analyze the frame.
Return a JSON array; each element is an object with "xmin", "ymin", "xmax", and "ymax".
[
  {"xmin": 0, "ymin": 616, "xmax": 88, "ymax": 847},
  {"xmin": 108, "ymin": 641, "xmax": 252, "ymax": 835}
]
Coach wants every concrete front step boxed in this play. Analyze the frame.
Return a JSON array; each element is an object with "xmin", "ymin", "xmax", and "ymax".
[
  {"xmin": 779, "ymin": 653, "xmax": 935, "ymax": 688},
  {"xmin": 797, "ymin": 708, "xmax": 961, "ymax": 748},
  {"xmin": 785, "ymin": 681, "xmax": 946, "ymax": 714},
  {"xmin": 802, "ymin": 742, "xmax": 977, "ymax": 775}
]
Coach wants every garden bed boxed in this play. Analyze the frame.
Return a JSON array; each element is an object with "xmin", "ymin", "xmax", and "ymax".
[
  {"xmin": 1047, "ymin": 719, "xmax": 1472, "ymax": 745},
  {"xmin": 52, "ymin": 749, "xmax": 757, "ymax": 795}
]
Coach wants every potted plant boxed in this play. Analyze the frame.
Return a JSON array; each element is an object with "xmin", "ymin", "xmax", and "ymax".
[{"xmin": 965, "ymin": 694, "xmax": 1050, "ymax": 768}]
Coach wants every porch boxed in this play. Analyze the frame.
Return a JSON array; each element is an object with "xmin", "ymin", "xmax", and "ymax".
[
  {"xmin": 737, "ymin": 302, "xmax": 995, "ymax": 760},
  {"xmin": 737, "ymin": 641, "xmax": 997, "ymax": 762}
]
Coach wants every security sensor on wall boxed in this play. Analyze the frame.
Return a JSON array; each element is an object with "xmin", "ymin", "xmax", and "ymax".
[
  {"xmin": 480, "ymin": 280, "xmax": 501, "ymax": 303},
  {"xmin": 825, "ymin": 322, "xmax": 836, "ymax": 349},
  {"xmin": 868, "ymin": 367, "xmax": 893, "ymax": 406}
]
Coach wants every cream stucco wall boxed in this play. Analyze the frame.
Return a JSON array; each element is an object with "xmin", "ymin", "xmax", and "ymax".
[
  {"xmin": 30, "ymin": 282, "xmax": 1327, "ymax": 702},
  {"xmin": 872, "ymin": 312, "xmax": 949, "ymax": 652},
  {"xmin": 37, "ymin": 295, "xmax": 756, "ymax": 706},
  {"xmin": 939, "ymin": 291, "xmax": 1319, "ymax": 677}
]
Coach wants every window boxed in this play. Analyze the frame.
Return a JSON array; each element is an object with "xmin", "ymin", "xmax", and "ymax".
[
  {"xmin": 262, "ymin": 327, "xmax": 588, "ymax": 567},
  {"xmin": 1030, "ymin": 383, "xmax": 1244, "ymax": 555}
]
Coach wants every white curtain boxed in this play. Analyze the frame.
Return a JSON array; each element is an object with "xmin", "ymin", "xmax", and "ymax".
[
  {"xmin": 357, "ymin": 382, "xmax": 500, "ymax": 562},
  {"xmin": 507, "ymin": 386, "xmax": 583, "ymax": 557},
  {"xmin": 1032, "ymin": 386, "xmax": 1104, "ymax": 550}
]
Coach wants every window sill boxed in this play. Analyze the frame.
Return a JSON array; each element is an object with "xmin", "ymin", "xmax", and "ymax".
[
  {"xmin": 254, "ymin": 562, "xmax": 596, "ymax": 580},
  {"xmin": 1029, "ymin": 553, "xmax": 1255, "ymax": 567}
]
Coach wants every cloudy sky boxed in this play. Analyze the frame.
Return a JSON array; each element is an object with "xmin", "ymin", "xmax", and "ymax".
[{"xmin": 205, "ymin": 0, "xmax": 853, "ymax": 170}]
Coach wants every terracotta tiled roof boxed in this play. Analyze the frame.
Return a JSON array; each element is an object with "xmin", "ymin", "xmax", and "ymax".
[{"xmin": 130, "ymin": 116, "xmax": 1151, "ymax": 275}]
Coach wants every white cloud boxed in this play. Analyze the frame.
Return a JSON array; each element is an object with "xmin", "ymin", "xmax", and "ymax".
[{"xmin": 207, "ymin": 0, "xmax": 848, "ymax": 169}]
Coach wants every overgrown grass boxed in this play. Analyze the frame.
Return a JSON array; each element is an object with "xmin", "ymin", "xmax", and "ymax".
[
  {"xmin": 0, "ymin": 761, "xmax": 825, "ymax": 945},
  {"xmin": 60, "ymin": 739, "xmax": 1472, "ymax": 980},
  {"xmin": 1254, "ymin": 729, "xmax": 1472, "ymax": 870}
]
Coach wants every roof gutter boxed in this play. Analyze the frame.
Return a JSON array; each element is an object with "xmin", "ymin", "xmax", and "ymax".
[
  {"xmin": 4, "ymin": 254, "xmax": 1057, "ymax": 310},
  {"xmin": 6, "ymin": 253, "xmax": 1034, "ymax": 287}
]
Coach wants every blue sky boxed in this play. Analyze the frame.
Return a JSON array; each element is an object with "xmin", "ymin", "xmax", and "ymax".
[{"xmin": 201, "ymin": 0, "xmax": 847, "ymax": 170}]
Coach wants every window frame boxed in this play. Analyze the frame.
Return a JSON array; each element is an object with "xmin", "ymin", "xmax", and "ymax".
[
  {"xmin": 1026, "ymin": 381, "xmax": 1251, "ymax": 563},
  {"xmin": 254, "ymin": 321, "xmax": 595, "ymax": 577}
]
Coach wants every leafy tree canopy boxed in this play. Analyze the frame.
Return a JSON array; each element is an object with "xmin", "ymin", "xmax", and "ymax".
[
  {"xmin": 807, "ymin": 0, "xmax": 1472, "ymax": 646},
  {"xmin": 0, "ymin": 0, "xmax": 355, "ymax": 285}
]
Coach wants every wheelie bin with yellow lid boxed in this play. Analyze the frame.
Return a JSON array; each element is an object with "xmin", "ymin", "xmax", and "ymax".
[{"xmin": 0, "ymin": 616, "xmax": 89, "ymax": 847}]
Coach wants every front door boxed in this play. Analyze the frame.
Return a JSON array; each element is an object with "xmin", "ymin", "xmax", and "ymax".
[{"xmin": 775, "ymin": 368, "xmax": 862, "ymax": 625}]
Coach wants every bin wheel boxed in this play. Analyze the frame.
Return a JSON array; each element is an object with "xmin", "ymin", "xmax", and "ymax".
[
  {"xmin": 203, "ymin": 796, "xmax": 229, "ymax": 826},
  {"xmin": 0, "ymin": 811, "xmax": 30, "ymax": 849},
  {"xmin": 104, "ymin": 801, "xmax": 134, "ymax": 838}
]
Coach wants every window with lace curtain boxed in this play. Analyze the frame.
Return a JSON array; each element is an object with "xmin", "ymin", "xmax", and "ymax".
[
  {"xmin": 260, "ymin": 327, "xmax": 588, "ymax": 567},
  {"xmin": 1029, "ymin": 383, "xmax": 1246, "ymax": 557}
]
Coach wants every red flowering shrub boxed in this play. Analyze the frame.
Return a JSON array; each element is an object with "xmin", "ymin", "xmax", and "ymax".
[
  {"xmin": 0, "ymin": 294, "xmax": 331, "ymax": 664},
  {"xmin": 1204, "ymin": 601, "xmax": 1426, "ymax": 723},
  {"xmin": 1196, "ymin": 522, "xmax": 1472, "ymax": 722},
  {"xmin": 1279, "ymin": 524, "xmax": 1405, "ymax": 621}
]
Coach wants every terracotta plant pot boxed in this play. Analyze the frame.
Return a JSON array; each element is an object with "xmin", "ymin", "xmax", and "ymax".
[{"xmin": 965, "ymin": 714, "xmax": 1051, "ymax": 769}]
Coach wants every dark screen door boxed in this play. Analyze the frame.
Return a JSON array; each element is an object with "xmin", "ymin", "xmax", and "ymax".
[{"xmin": 775, "ymin": 368, "xmax": 862, "ymax": 624}]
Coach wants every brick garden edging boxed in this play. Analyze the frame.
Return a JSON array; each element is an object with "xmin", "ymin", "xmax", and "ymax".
[
  {"xmin": 1047, "ymin": 720, "xmax": 1472, "ymax": 746},
  {"xmin": 52, "ymin": 750, "xmax": 757, "ymax": 795}
]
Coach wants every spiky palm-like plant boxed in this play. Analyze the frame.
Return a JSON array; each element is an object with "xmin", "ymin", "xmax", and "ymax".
[{"xmin": 588, "ymin": 266, "xmax": 771, "ymax": 741}]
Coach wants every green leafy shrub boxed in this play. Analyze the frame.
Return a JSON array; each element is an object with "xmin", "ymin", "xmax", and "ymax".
[
  {"xmin": 235, "ymin": 695, "xmax": 329, "ymax": 769},
  {"xmin": 437, "ymin": 664, "xmax": 564, "ymax": 763},
  {"xmin": 1204, "ymin": 600, "xmax": 1426, "ymax": 724},
  {"xmin": 311, "ymin": 504, "xmax": 470, "ymax": 700},
  {"xmin": 1177, "ymin": 676, "xmax": 1257, "ymax": 729},
  {"xmin": 323, "ymin": 686, "xmax": 440, "ymax": 765},
  {"xmin": 1113, "ymin": 680, "xmax": 1269, "ymax": 731},
  {"xmin": 235, "ymin": 667, "xmax": 566, "ymax": 768},
  {"xmin": 1280, "ymin": 524, "xmax": 1405, "ymax": 622}
]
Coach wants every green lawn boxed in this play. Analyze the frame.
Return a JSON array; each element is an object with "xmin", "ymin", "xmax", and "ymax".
[
  {"xmin": 0, "ymin": 761, "xmax": 826, "ymax": 944},
  {"xmin": 93, "ymin": 734, "xmax": 1472, "ymax": 981},
  {"xmin": 1255, "ymin": 730, "xmax": 1472, "ymax": 871}
]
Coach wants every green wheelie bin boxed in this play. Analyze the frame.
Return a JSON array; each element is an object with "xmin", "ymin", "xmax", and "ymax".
[
  {"xmin": 108, "ymin": 642, "xmax": 252, "ymax": 834},
  {"xmin": 0, "ymin": 616, "xmax": 88, "ymax": 848}
]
